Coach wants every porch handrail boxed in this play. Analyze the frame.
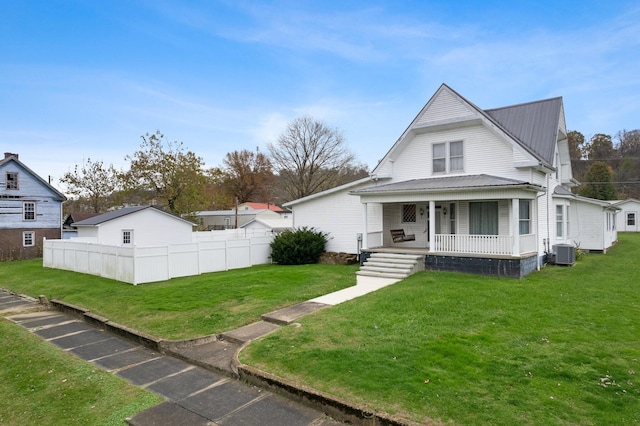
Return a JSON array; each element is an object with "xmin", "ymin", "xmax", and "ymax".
[{"xmin": 434, "ymin": 234, "xmax": 514, "ymax": 256}]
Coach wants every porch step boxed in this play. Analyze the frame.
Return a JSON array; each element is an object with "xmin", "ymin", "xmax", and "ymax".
[{"xmin": 358, "ymin": 252, "xmax": 425, "ymax": 280}]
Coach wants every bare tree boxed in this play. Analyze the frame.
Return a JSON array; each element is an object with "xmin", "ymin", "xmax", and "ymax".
[{"xmin": 268, "ymin": 116, "xmax": 357, "ymax": 201}]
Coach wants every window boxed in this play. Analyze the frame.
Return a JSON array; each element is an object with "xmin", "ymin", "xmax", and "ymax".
[
  {"xmin": 122, "ymin": 230, "xmax": 133, "ymax": 245},
  {"xmin": 432, "ymin": 141, "xmax": 464, "ymax": 174},
  {"xmin": 449, "ymin": 203, "xmax": 456, "ymax": 234},
  {"xmin": 519, "ymin": 200, "xmax": 531, "ymax": 235},
  {"xmin": 6, "ymin": 172, "xmax": 18, "ymax": 189},
  {"xmin": 23, "ymin": 202, "xmax": 35, "ymax": 221},
  {"xmin": 469, "ymin": 201, "xmax": 498, "ymax": 235},
  {"xmin": 23, "ymin": 231, "xmax": 34, "ymax": 247},
  {"xmin": 556, "ymin": 205, "xmax": 564, "ymax": 237},
  {"xmin": 628, "ymin": 213, "xmax": 636, "ymax": 227},
  {"xmin": 402, "ymin": 204, "xmax": 417, "ymax": 223}
]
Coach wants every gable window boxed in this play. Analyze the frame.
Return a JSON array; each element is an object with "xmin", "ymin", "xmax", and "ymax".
[
  {"xmin": 23, "ymin": 202, "xmax": 35, "ymax": 221},
  {"xmin": 122, "ymin": 230, "xmax": 133, "ymax": 245},
  {"xmin": 628, "ymin": 213, "xmax": 636, "ymax": 227},
  {"xmin": 6, "ymin": 172, "xmax": 18, "ymax": 189},
  {"xmin": 519, "ymin": 200, "xmax": 531, "ymax": 235},
  {"xmin": 469, "ymin": 201, "xmax": 498, "ymax": 235},
  {"xmin": 433, "ymin": 141, "xmax": 464, "ymax": 174},
  {"xmin": 556, "ymin": 205, "xmax": 564, "ymax": 237},
  {"xmin": 23, "ymin": 231, "xmax": 35, "ymax": 247},
  {"xmin": 402, "ymin": 204, "xmax": 416, "ymax": 223}
]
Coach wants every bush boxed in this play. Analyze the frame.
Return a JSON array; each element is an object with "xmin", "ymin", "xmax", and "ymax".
[{"xmin": 270, "ymin": 227, "xmax": 329, "ymax": 265}]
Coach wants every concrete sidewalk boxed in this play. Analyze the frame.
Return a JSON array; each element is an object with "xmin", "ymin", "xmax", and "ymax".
[{"xmin": 4, "ymin": 276, "xmax": 415, "ymax": 426}]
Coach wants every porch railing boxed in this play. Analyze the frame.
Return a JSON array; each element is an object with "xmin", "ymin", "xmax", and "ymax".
[{"xmin": 434, "ymin": 234, "xmax": 514, "ymax": 256}]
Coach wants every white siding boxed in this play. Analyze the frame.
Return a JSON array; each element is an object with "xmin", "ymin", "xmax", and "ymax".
[
  {"xmin": 615, "ymin": 200, "xmax": 640, "ymax": 232},
  {"xmin": 416, "ymin": 89, "xmax": 476, "ymax": 125}
]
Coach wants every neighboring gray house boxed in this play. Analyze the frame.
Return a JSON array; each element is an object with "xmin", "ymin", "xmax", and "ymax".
[
  {"xmin": 195, "ymin": 208, "xmax": 283, "ymax": 230},
  {"xmin": 0, "ymin": 153, "xmax": 66, "ymax": 260}
]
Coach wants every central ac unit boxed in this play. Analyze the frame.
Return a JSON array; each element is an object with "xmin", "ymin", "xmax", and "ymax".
[{"xmin": 553, "ymin": 244, "xmax": 576, "ymax": 266}]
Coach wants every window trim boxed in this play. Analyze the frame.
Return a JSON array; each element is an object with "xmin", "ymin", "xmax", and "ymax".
[
  {"xmin": 122, "ymin": 229, "xmax": 133, "ymax": 245},
  {"xmin": 556, "ymin": 205, "xmax": 564, "ymax": 238},
  {"xmin": 23, "ymin": 231, "xmax": 35, "ymax": 247},
  {"xmin": 23, "ymin": 201, "xmax": 36, "ymax": 221},
  {"xmin": 432, "ymin": 140, "xmax": 464, "ymax": 175},
  {"xmin": 519, "ymin": 200, "xmax": 531, "ymax": 235},
  {"xmin": 6, "ymin": 172, "xmax": 18, "ymax": 190}
]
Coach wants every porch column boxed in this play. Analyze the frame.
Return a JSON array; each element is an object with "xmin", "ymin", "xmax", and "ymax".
[
  {"xmin": 512, "ymin": 198, "xmax": 520, "ymax": 256},
  {"xmin": 361, "ymin": 202, "xmax": 368, "ymax": 249},
  {"xmin": 429, "ymin": 200, "xmax": 435, "ymax": 252}
]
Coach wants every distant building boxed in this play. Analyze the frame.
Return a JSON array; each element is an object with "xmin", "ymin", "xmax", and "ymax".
[{"xmin": 0, "ymin": 153, "xmax": 67, "ymax": 260}]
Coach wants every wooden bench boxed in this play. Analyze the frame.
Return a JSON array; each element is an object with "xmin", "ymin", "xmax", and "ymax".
[{"xmin": 390, "ymin": 229, "xmax": 416, "ymax": 243}]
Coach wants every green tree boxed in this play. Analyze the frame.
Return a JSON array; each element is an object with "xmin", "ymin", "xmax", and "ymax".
[
  {"xmin": 578, "ymin": 161, "xmax": 617, "ymax": 200},
  {"xmin": 59, "ymin": 158, "xmax": 120, "ymax": 213},
  {"xmin": 222, "ymin": 149, "xmax": 274, "ymax": 204},
  {"xmin": 268, "ymin": 116, "xmax": 358, "ymax": 201},
  {"xmin": 584, "ymin": 133, "xmax": 614, "ymax": 160},
  {"xmin": 122, "ymin": 131, "xmax": 209, "ymax": 215}
]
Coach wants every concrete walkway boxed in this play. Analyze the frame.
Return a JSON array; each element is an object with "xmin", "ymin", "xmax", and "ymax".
[{"xmin": 3, "ymin": 276, "xmax": 413, "ymax": 426}]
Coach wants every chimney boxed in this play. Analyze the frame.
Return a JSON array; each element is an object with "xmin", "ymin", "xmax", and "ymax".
[{"xmin": 4, "ymin": 152, "xmax": 18, "ymax": 160}]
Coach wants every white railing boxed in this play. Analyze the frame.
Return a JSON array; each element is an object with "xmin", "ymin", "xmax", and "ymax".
[
  {"xmin": 519, "ymin": 234, "xmax": 537, "ymax": 254},
  {"xmin": 43, "ymin": 233, "xmax": 274, "ymax": 285},
  {"xmin": 434, "ymin": 234, "xmax": 514, "ymax": 256}
]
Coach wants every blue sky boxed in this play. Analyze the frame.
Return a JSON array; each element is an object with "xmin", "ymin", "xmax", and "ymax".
[{"xmin": 2, "ymin": 1, "xmax": 639, "ymax": 187}]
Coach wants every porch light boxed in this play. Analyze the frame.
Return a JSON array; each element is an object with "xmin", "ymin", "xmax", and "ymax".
[
  {"xmin": 443, "ymin": 207, "xmax": 448, "ymax": 216},
  {"xmin": 419, "ymin": 208, "xmax": 424, "ymax": 216}
]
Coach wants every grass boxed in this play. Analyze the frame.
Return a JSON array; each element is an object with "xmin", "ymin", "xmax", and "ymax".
[
  {"xmin": 241, "ymin": 234, "xmax": 640, "ymax": 425},
  {"xmin": 0, "ymin": 318, "xmax": 162, "ymax": 425},
  {"xmin": 0, "ymin": 262, "xmax": 356, "ymax": 340}
]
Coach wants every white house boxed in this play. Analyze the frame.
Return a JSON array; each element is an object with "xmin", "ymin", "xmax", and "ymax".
[
  {"xmin": 0, "ymin": 152, "xmax": 66, "ymax": 260},
  {"xmin": 285, "ymin": 84, "xmax": 617, "ymax": 278},
  {"xmin": 72, "ymin": 205, "xmax": 195, "ymax": 246},
  {"xmin": 612, "ymin": 199, "xmax": 640, "ymax": 232}
]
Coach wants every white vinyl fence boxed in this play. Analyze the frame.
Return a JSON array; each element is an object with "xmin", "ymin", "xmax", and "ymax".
[{"xmin": 43, "ymin": 230, "xmax": 274, "ymax": 285}]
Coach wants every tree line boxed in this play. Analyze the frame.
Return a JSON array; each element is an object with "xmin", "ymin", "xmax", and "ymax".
[
  {"xmin": 60, "ymin": 116, "xmax": 368, "ymax": 219},
  {"xmin": 569, "ymin": 129, "xmax": 640, "ymax": 200}
]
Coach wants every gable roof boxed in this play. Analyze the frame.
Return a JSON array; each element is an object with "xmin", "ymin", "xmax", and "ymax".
[
  {"xmin": 351, "ymin": 174, "xmax": 542, "ymax": 195},
  {"xmin": 73, "ymin": 205, "xmax": 195, "ymax": 227},
  {"xmin": 240, "ymin": 217, "xmax": 293, "ymax": 231},
  {"xmin": 0, "ymin": 155, "xmax": 67, "ymax": 201},
  {"xmin": 372, "ymin": 84, "xmax": 562, "ymax": 174},
  {"xmin": 553, "ymin": 186, "xmax": 620, "ymax": 210}
]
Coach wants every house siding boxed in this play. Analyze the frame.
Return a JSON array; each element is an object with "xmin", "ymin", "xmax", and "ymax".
[
  {"xmin": 615, "ymin": 200, "xmax": 640, "ymax": 232},
  {"xmin": 416, "ymin": 89, "xmax": 475, "ymax": 125}
]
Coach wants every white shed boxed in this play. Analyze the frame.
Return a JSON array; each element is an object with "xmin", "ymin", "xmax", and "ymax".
[
  {"xmin": 72, "ymin": 206, "xmax": 195, "ymax": 246},
  {"xmin": 613, "ymin": 199, "xmax": 640, "ymax": 232}
]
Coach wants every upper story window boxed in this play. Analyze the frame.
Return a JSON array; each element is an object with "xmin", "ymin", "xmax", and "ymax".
[
  {"xmin": 6, "ymin": 172, "xmax": 18, "ymax": 189},
  {"xmin": 433, "ymin": 141, "xmax": 464, "ymax": 174},
  {"xmin": 23, "ymin": 202, "xmax": 35, "ymax": 221}
]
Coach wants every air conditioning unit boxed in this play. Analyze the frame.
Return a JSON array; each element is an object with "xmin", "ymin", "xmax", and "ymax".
[{"xmin": 553, "ymin": 244, "xmax": 576, "ymax": 266}]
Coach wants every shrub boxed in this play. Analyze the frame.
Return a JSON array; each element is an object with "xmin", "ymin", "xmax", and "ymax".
[{"xmin": 270, "ymin": 227, "xmax": 329, "ymax": 265}]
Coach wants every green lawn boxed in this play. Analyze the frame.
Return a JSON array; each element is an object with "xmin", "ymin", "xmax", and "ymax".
[
  {"xmin": 241, "ymin": 234, "xmax": 640, "ymax": 425},
  {"xmin": 0, "ymin": 262, "xmax": 356, "ymax": 340},
  {"xmin": 0, "ymin": 318, "xmax": 162, "ymax": 426}
]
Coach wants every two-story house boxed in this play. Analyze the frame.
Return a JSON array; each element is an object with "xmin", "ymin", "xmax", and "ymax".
[
  {"xmin": 0, "ymin": 153, "xmax": 67, "ymax": 260},
  {"xmin": 284, "ymin": 84, "xmax": 618, "ymax": 278}
]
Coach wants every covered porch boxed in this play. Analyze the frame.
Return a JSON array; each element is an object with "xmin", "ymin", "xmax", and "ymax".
[{"xmin": 351, "ymin": 175, "xmax": 544, "ymax": 277}]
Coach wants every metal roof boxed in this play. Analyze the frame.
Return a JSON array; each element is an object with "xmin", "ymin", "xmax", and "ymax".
[
  {"xmin": 485, "ymin": 97, "xmax": 563, "ymax": 165},
  {"xmin": 351, "ymin": 174, "xmax": 540, "ymax": 195}
]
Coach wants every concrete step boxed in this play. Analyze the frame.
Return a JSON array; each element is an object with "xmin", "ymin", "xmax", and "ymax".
[
  {"xmin": 360, "ymin": 265, "xmax": 413, "ymax": 274},
  {"xmin": 362, "ymin": 260, "xmax": 416, "ymax": 270},
  {"xmin": 356, "ymin": 270, "xmax": 409, "ymax": 279},
  {"xmin": 368, "ymin": 253, "xmax": 423, "ymax": 261}
]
